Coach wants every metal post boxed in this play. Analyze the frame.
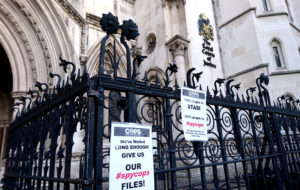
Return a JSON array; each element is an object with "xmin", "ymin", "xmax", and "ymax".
[
  {"xmin": 95, "ymin": 86, "xmax": 105, "ymax": 190},
  {"xmin": 165, "ymin": 97, "xmax": 177, "ymax": 190},
  {"xmin": 215, "ymin": 105, "xmax": 231, "ymax": 190}
]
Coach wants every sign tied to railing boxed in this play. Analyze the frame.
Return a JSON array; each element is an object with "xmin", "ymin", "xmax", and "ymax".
[
  {"xmin": 181, "ymin": 87, "xmax": 208, "ymax": 141},
  {"xmin": 109, "ymin": 122, "xmax": 154, "ymax": 190}
]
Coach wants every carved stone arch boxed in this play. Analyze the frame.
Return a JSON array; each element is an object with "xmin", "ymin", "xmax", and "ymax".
[
  {"xmin": 38, "ymin": 1, "xmax": 75, "ymax": 61},
  {"xmin": 0, "ymin": 0, "xmax": 74, "ymax": 96},
  {"xmin": 86, "ymin": 36, "xmax": 127, "ymax": 77},
  {"xmin": 269, "ymin": 37, "xmax": 285, "ymax": 49},
  {"xmin": 0, "ymin": 11, "xmax": 33, "ymax": 92},
  {"xmin": 14, "ymin": 0, "xmax": 75, "ymax": 75},
  {"xmin": 144, "ymin": 68, "xmax": 166, "ymax": 130},
  {"xmin": 147, "ymin": 67, "xmax": 165, "ymax": 86}
]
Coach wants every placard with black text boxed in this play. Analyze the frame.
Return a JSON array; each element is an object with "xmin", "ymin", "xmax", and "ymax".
[
  {"xmin": 109, "ymin": 122, "xmax": 154, "ymax": 190},
  {"xmin": 181, "ymin": 87, "xmax": 208, "ymax": 141}
]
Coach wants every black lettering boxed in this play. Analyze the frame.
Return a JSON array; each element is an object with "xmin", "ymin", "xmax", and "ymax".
[
  {"xmin": 121, "ymin": 152, "xmax": 136, "ymax": 158},
  {"xmin": 134, "ymin": 181, "xmax": 138, "ymax": 188},
  {"xmin": 139, "ymin": 180, "xmax": 143, "ymax": 187},
  {"xmin": 187, "ymin": 104, "xmax": 201, "ymax": 110},
  {"xmin": 125, "ymin": 163, "xmax": 142, "ymax": 171}
]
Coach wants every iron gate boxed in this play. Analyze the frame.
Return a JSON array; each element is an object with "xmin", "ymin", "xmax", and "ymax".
[{"xmin": 4, "ymin": 13, "xmax": 300, "ymax": 190}]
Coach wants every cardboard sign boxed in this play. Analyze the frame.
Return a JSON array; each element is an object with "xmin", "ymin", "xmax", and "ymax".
[
  {"xmin": 109, "ymin": 122, "xmax": 154, "ymax": 190},
  {"xmin": 181, "ymin": 87, "xmax": 208, "ymax": 141}
]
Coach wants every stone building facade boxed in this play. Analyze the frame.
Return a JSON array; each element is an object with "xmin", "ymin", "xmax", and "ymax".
[
  {"xmin": 0, "ymin": 0, "xmax": 299, "ymax": 177},
  {"xmin": 214, "ymin": 0, "xmax": 300, "ymax": 100}
]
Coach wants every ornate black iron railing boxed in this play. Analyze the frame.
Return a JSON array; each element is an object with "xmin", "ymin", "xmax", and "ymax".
[{"xmin": 4, "ymin": 13, "xmax": 300, "ymax": 190}]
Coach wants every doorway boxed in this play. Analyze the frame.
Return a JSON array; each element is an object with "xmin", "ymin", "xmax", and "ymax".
[{"xmin": 0, "ymin": 44, "xmax": 13, "ymax": 163}]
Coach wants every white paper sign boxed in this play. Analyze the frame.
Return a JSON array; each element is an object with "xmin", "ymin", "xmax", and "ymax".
[
  {"xmin": 109, "ymin": 122, "xmax": 154, "ymax": 190},
  {"xmin": 181, "ymin": 87, "xmax": 208, "ymax": 141}
]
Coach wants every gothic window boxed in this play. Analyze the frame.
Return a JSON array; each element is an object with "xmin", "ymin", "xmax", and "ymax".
[
  {"xmin": 262, "ymin": 0, "xmax": 271, "ymax": 11},
  {"xmin": 271, "ymin": 39, "xmax": 286, "ymax": 68},
  {"xmin": 91, "ymin": 50, "xmax": 116, "ymax": 77},
  {"xmin": 103, "ymin": 52, "xmax": 114, "ymax": 75}
]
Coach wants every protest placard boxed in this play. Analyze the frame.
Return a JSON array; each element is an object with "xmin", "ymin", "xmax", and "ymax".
[
  {"xmin": 109, "ymin": 122, "xmax": 154, "ymax": 190},
  {"xmin": 181, "ymin": 87, "xmax": 208, "ymax": 141}
]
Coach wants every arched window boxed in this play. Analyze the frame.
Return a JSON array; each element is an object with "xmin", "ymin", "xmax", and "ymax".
[
  {"xmin": 262, "ymin": 0, "xmax": 272, "ymax": 11},
  {"xmin": 271, "ymin": 39, "xmax": 286, "ymax": 68}
]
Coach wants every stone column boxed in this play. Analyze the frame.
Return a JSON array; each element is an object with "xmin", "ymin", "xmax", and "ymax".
[{"xmin": 166, "ymin": 35, "xmax": 190, "ymax": 87}]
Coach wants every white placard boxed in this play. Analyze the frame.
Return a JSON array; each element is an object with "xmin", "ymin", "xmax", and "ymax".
[
  {"xmin": 109, "ymin": 122, "xmax": 154, "ymax": 190},
  {"xmin": 181, "ymin": 87, "xmax": 208, "ymax": 141}
]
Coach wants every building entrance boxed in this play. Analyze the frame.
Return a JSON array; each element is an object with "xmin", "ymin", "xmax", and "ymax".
[{"xmin": 0, "ymin": 44, "xmax": 13, "ymax": 164}]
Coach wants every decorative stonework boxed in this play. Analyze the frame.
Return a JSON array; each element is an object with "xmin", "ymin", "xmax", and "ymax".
[
  {"xmin": 55, "ymin": 0, "xmax": 86, "ymax": 26},
  {"xmin": 0, "ymin": 1, "xmax": 38, "ymax": 83},
  {"xmin": 170, "ymin": 42, "xmax": 185, "ymax": 57},
  {"xmin": 86, "ymin": 37, "xmax": 127, "ymax": 78},
  {"xmin": 55, "ymin": 0, "xmax": 88, "ymax": 64},
  {"xmin": 86, "ymin": 13, "xmax": 102, "ymax": 30},
  {"xmin": 11, "ymin": 91, "xmax": 28, "ymax": 100},
  {"xmin": 13, "ymin": 0, "xmax": 53, "ymax": 81},
  {"xmin": 161, "ymin": 0, "xmax": 186, "ymax": 7},
  {"xmin": 124, "ymin": 0, "xmax": 135, "ymax": 4},
  {"xmin": 146, "ymin": 34, "xmax": 156, "ymax": 54},
  {"xmin": 0, "ymin": 120, "xmax": 10, "ymax": 128},
  {"xmin": 166, "ymin": 34, "xmax": 190, "ymax": 57},
  {"xmin": 80, "ymin": 24, "xmax": 89, "ymax": 64}
]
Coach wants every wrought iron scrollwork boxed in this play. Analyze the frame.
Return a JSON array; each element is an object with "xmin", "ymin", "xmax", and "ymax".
[
  {"xmin": 246, "ymin": 87, "xmax": 256, "ymax": 103},
  {"xmin": 132, "ymin": 55, "xmax": 147, "ymax": 79},
  {"xmin": 164, "ymin": 63, "xmax": 178, "ymax": 87},
  {"xmin": 186, "ymin": 68, "xmax": 203, "ymax": 89},
  {"xmin": 256, "ymin": 73, "xmax": 271, "ymax": 106},
  {"xmin": 213, "ymin": 78, "xmax": 225, "ymax": 97},
  {"xmin": 5, "ymin": 13, "xmax": 300, "ymax": 190},
  {"xmin": 98, "ymin": 12, "xmax": 144, "ymax": 80}
]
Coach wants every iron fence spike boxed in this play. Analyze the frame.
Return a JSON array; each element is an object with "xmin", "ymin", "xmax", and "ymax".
[
  {"xmin": 206, "ymin": 86, "xmax": 211, "ymax": 97},
  {"xmin": 242, "ymin": 94, "xmax": 246, "ymax": 103},
  {"xmin": 66, "ymin": 76, "xmax": 70, "ymax": 86},
  {"xmin": 83, "ymin": 64, "xmax": 88, "ymax": 75},
  {"xmin": 236, "ymin": 93, "xmax": 241, "ymax": 102},
  {"xmin": 6, "ymin": 13, "xmax": 300, "ymax": 190},
  {"xmin": 255, "ymin": 97, "xmax": 259, "ymax": 104},
  {"xmin": 220, "ymin": 90, "xmax": 224, "ymax": 99},
  {"xmin": 61, "ymin": 79, "xmax": 65, "ymax": 89},
  {"xmin": 174, "ymin": 78, "xmax": 179, "ymax": 90},
  {"xmin": 77, "ymin": 68, "xmax": 81, "ymax": 81},
  {"xmin": 142, "ymin": 71, "xmax": 148, "ymax": 84},
  {"xmin": 225, "ymin": 79, "xmax": 234, "ymax": 98}
]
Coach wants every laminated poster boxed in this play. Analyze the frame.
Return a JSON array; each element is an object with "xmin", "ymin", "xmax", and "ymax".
[
  {"xmin": 109, "ymin": 122, "xmax": 154, "ymax": 190},
  {"xmin": 181, "ymin": 87, "xmax": 208, "ymax": 141}
]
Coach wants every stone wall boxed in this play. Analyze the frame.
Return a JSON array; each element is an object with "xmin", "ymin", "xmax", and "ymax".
[{"xmin": 215, "ymin": 0, "xmax": 300, "ymax": 99}]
